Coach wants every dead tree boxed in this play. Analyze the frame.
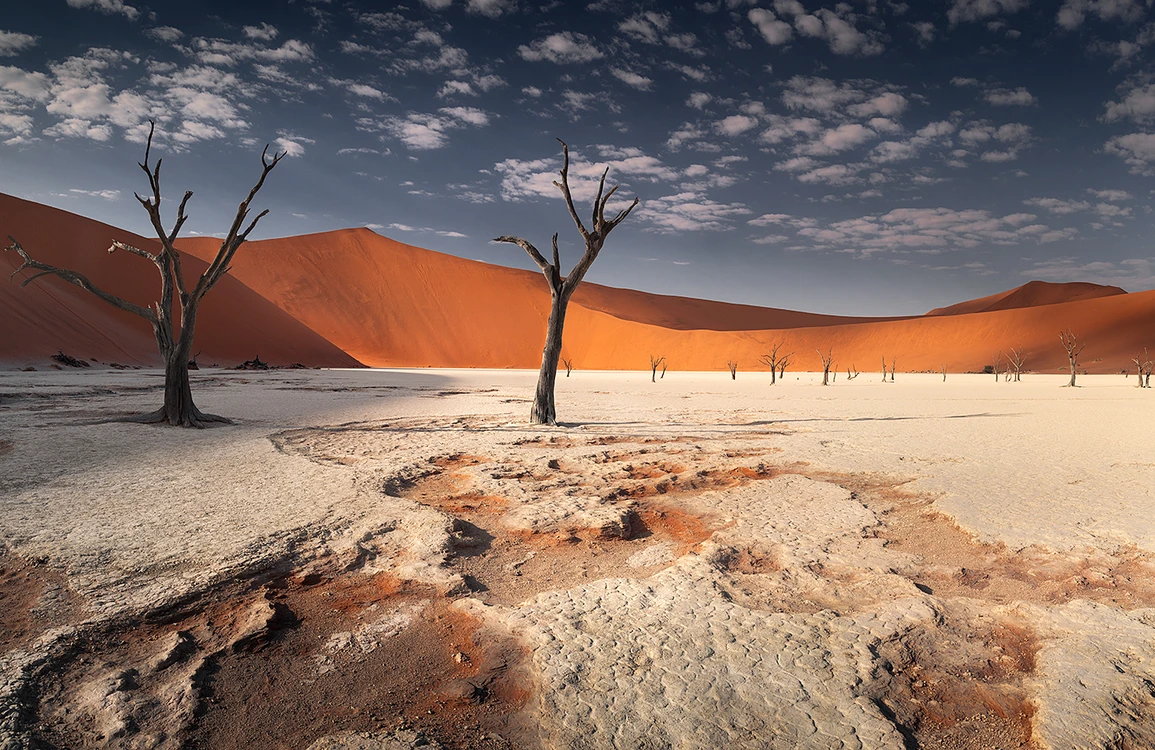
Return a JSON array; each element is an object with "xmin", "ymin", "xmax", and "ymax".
[
  {"xmin": 881, "ymin": 355, "xmax": 887, "ymax": 383},
  {"xmin": 846, "ymin": 365, "xmax": 859, "ymax": 380},
  {"xmin": 562, "ymin": 358, "xmax": 573, "ymax": 377},
  {"xmin": 992, "ymin": 350, "xmax": 1002, "ymax": 382},
  {"xmin": 726, "ymin": 360, "xmax": 737, "ymax": 380},
  {"xmin": 1005, "ymin": 347, "xmax": 1026, "ymax": 382},
  {"xmin": 941, "ymin": 363, "xmax": 947, "ymax": 382},
  {"xmin": 759, "ymin": 342, "xmax": 788, "ymax": 385},
  {"xmin": 1059, "ymin": 329, "xmax": 1086, "ymax": 387},
  {"xmin": 661, "ymin": 361, "xmax": 667, "ymax": 379},
  {"xmin": 889, "ymin": 356, "xmax": 896, "ymax": 382},
  {"xmin": 818, "ymin": 348, "xmax": 834, "ymax": 386},
  {"xmin": 5, "ymin": 121, "xmax": 283, "ymax": 426},
  {"xmin": 1132, "ymin": 349, "xmax": 1150, "ymax": 388},
  {"xmin": 494, "ymin": 139, "xmax": 639, "ymax": 424},
  {"xmin": 650, "ymin": 355, "xmax": 665, "ymax": 383},
  {"xmin": 777, "ymin": 353, "xmax": 791, "ymax": 381}
]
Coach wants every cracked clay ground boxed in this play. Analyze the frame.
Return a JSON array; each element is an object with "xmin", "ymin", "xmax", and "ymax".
[{"xmin": 1, "ymin": 368, "xmax": 1154, "ymax": 749}]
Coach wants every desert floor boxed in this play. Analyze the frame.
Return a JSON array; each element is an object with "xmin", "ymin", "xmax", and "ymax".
[{"xmin": 1, "ymin": 368, "xmax": 1153, "ymax": 749}]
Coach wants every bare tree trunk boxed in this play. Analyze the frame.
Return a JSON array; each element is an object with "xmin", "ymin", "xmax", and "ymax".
[
  {"xmin": 727, "ymin": 360, "xmax": 737, "ymax": 380},
  {"xmin": 562, "ymin": 358, "xmax": 573, "ymax": 377},
  {"xmin": 778, "ymin": 360, "xmax": 788, "ymax": 381},
  {"xmin": 770, "ymin": 367, "xmax": 777, "ymax": 385},
  {"xmin": 882, "ymin": 356, "xmax": 887, "ymax": 383},
  {"xmin": 531, "ymin": 292, "xmax": 567, "ymax": 424}
]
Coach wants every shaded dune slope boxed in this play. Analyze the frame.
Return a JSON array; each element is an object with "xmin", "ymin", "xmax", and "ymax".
[
  {"xmin": 0, "ymin": 194, "xmax": 361, "ymax": 367},
  {"xmin": 179, "ymin": 227, "xmax": 1155, "ymax": 374}
]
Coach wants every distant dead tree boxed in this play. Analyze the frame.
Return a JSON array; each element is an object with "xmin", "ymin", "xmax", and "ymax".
[
  {"xmin": 1059, "ymin": 329, "xmax": 1086, "ymax": 387},
  {"xmin": 777, "ymin": 353, "xmax": 791, "ymax": 381},
  {"xmin": 881, "ymin": 355, "xmax": 887, "ymax": 383},
  {"xmin": 992, "ymin": 350, "xmax": 1002, "ymax": 382},
  {"xmin": 562, "ymin": 358, "xmax": 573, "ymax": 377},
  {"xmin": 494, "ymin": 139, "xmax": 638, "ymax": 424},
  {"xmin": 889, "ymin": 356, "xmax": 897, "ymax": 382},
  {"xmin": 726, "ymin": 360, "xmax": 737, "ymax": 380},
  {"xmin": 940, "ymin": 363, "xmax": 947, "ymax": 382},
  {"xmin": 818, "ymin": 348, "xmax": 834, "ymax": 386},
  {"xmin": 650, "ymin": 355, "xmax": 665, "ymax": 383},
  {"xmin": 846, "ymin": 364, "xmax": 859, "ymax": 380},
  {"xmin": 760, "ymin": 342, "xmax": 789, "ymax": 385},
  {"xmin": 1132, "ymin": 349, "xmax": 1151, "ymax": 389},
  {"xmin": 661, "ymin": 360, "xmax": 667, "ymax": 379},
  {"xmin": 5, "ymin": 121, "xmax": 284, "ymax": 427}
]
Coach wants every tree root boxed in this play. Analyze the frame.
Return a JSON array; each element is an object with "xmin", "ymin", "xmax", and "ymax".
[{"xmin": 117, "ymin": 407, "xmax": 234, "ymax": 428}]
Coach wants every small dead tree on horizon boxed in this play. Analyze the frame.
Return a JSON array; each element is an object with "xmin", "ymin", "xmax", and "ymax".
[
  {"xmin": 562, "ymin": 358, "xmax": 573, "ymax": 377},
  {"xmin": 1132, "ymin": 349, "xmax": 1150, "ymax": 388},
  {"xmin": 889, "ymin": 356, "xmax": 897, "ymax": 382},
  {"xmin": 661, "ymin": 360, "xmax": 668, "ymax": 379},
  {"xmin": 5, "ymin": 121, "xmax": 284, "ymax": 427},
  {"xmin": 777, "ymin": 353, "xmax": 792, "ymax": 381},
  {"xmin": 941, "ymin": 363, "xmax": 947, "ymax": 382},
  {"xmin": 650, "ymin": 355, "xmax": 665, "ymax": 383},
  {"xmin": 726, "ymin": 360, "xmax": 738, "ymax": 380},
  {"xmin": 760, "ymin": 342, "xmax": 789, "ymax": 385},
  {"xmin": 846, "ymin": 365, "xmax": 859, "ymax": 380},
  {"xmin": 1059, "ymin": 329, "xmax": 1086, "ymax": 387},
  {"xmin": 818, "ymin": 348, "xmax": 834, "ymax": 386},
  {"xmin": 881, "ymin": 355, "xmax": 887, "ymax": 383},
  {"xmin": 1005, "ymin": 346, "xmax": 1026, "ymax": 382},
  {"xmin": 494, "ymin": 139, "xmax": 639, "ymax": 425},
  {"xmin": 992, "ymin": 350, "xmax": 1002, "ymax": 382}
]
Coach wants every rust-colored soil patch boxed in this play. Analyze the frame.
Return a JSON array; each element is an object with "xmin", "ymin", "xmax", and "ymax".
[
  {"xmin": 815, "ymin": 473, "xmax": 1155, "ymax": 610},
  {"xmin": 869, "ymin": 608, "xmax": 1041, "ymax": 750},
  {"xmin": 189, "ymin": 593, "xmax": 528, "ymax": 750},
  {"xmin": 0, "ymin": 551, "xmax": 83, "ymax": 656}
]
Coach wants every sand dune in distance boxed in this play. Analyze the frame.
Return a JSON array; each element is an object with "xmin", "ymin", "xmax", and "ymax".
[
  {"xmin": 0, "ymin": 194, "xmax": 361, "ymax": 368},
  {"xmin": 3, "ymin": 192, "xmax": 1151, "ymax": 374},
  {"xmin": 179, "ymin": 226, "xmax": 1155, "ymax": 374}
]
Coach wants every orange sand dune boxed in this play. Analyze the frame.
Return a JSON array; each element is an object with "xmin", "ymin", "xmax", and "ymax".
[
  {"xmin": 0, "ymin": 194, "xmax": 361, "ymax": 368},
  {"xmin": 177, "ymin": 227, "xmax": 1155, "ymax": 374},
  {"xmin": 927, "ymin": 280, "xmax": 1126, "ymax": 316}
]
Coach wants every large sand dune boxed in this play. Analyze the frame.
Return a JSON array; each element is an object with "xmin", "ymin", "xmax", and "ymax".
[
  {"xmin": 178, "ymin": 225, "xmax": 1155, "ymax": 374},
  {"xmin": 0, "ymin": 194, "xmax": 361, "ymax": 368},
  {"xmin": 4, "ymin": 192, "xmax": 1152, "ymax": 373}
]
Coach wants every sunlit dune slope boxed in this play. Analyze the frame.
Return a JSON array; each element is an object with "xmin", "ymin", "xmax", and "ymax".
[
  {"xmin": 0, "ymin": 193, "xmax": 362, "ymax": 367},
  {"xmin": 178, "ymin": 227, "xmax": 1155, "ymax": 374},
  {"xmin": 927, "ymin": 280, "xmax": 1126, "ymax": 316}
]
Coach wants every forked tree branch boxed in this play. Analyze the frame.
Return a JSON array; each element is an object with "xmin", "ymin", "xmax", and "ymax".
[{"xmin": 6, "ymin": 236, "xmax": 158, "ymax": 323}]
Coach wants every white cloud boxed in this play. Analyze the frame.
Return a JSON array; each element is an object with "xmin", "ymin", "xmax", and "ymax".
[
  {"xmin": 611, "ymin": 68, "xmax": 653, "ymax": 90},
  {"xmin": 620, "ymin": 11, "xmax": 671, "ymax": 44},
  {"xmin": 375, "ymin": 107, "xmax": 490, "ymax": 150},
  {"xmin": 1104, "ymin": 82, "xmax": 1155, "ymax": 123},
  {"xmin": 274, "ymin": 132, "xmax": 313, "ymax": 157},
  {"xmin": 1057, "ymin": 0, "xmax": 1145, "ymax": 29},
  {"xmin": 69, "ymin": 188, "xmax": 120, "ymax": 200},
  {"xmin": 687, "ymin": 92, "xmax": 712, "ymax": 109},
  {"xmin": 518, "ymin": 32, "xmax": 603, "ymax": 63},
  {"xmin": 799, "ymin": 123, "xmax": 877, "ymax": 155},
  {"xmin": 715, "ymin": 114, "xmax": 759, "ymax": 136},
  {"xmin": 0, "ymin": 66, "xmax": 51, "ymax": 101},
  {"xmin": 66, "ymin": 0, "xmax": 139, "ymax": 21},
  {"xmin": 748, "ymin": 8, "xmax": 793, "ymax": 45},
  {"xmin": 0, "ymin": 31, "xmax": 38, "ymax": 57},
  {"xmin": 466, "ymin": 0, "xmax": 515, "ymax": 17},
  {"xmin": 947, "ymin": 0, "xmax": 1028, "ymax": 25},
  {"xmin": 242, "ymin": 23, "xmax": 279, "ymax": 41},
  {"xmin": 1088, "ymin": 188, "xmax": 1132, "ymax": 201},
  {"xmin": 985, "ymin": 86, "xmax": 1037, "ymax": 106},
  {"xmin": 769, "ymin": 3, "xmax": 885, "ymax": 56},
  {"xmin": 145, "ymin": 26, "xmax": 183, "ymax": 43},
  {"xmin": 1104, "ymin": 132, "xmax": 1155, "ymax": 174}
]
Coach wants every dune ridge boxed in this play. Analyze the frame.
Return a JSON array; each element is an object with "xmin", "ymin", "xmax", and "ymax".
[{"xmin": 4, "ymin": 192, "xmax": 1153, "ymax": 374}]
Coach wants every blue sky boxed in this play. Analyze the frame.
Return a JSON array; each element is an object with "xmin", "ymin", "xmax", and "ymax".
[{"xmin": 1, "ymin": 0, "xmax": 1153, "ymax": 315}]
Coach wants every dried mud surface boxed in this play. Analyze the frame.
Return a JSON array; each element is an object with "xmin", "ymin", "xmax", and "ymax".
[{"xmin": 3, "ymin": 371, "xmax": 1155, "ymax": 749}]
